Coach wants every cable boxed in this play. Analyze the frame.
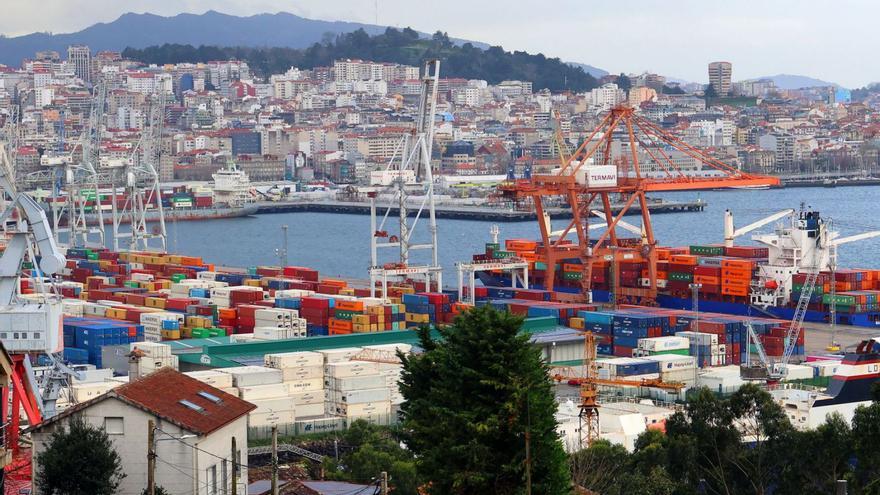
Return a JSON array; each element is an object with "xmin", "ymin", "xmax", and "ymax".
[
  {"xmin": 155, "ymin": 427, "xmax": 257, "ymax": 470},
  {"xmin": 154, "ymin": 456, "xmax": 213, "ymax": 492}
]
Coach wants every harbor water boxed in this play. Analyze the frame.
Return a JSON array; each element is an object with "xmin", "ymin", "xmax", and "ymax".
[{"xmin": 160, "ymin": 185, "xmax": 880, "ymax": 284}]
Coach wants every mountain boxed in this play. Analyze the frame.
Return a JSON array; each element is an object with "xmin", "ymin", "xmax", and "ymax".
[
  {"xmin": 758, "ymin": 74, "xmax": 841, "ymax": 90},
  {"xmin": 567, "ymin": 62, "xmax": 608, "ymax": 78},
  {"xmin": 0, "ymin": 11, "xmax": 395, "ymax": 66}
]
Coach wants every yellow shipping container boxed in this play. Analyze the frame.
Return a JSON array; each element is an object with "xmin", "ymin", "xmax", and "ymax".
[
  {"xmin": 161, "ymin": 329, "xmax": 181, "ymax": 340},
  {"xmin": 569, "ymin": 317, "xmax": 584, "ymax": 330}
]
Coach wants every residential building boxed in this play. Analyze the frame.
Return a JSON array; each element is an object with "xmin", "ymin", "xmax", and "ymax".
[
  {"xmin": 708, "ymin": 61, "xmax": 732, "ymax": 96},
  {"xmin": 29, "ymin": 368, "xmax": 255, "ymax": 495}
]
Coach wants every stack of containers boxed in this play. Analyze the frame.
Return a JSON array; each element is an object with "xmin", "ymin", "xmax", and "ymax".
[
  {"xmin": 633, "ymin": 336, "xmax": 690, "ymax": 357},
  {"xmin": 184, "ymin": 370, "xmax": 239, "ymax": 396},
  {"xmin": 596, "ymin": 357, "xmax": 661, "ymax": 380},
  {"xmin": 263, "ymin": 351, "xmax": 325, "ymax": 417},
  {"xmin": 140, "ymin": 312, "xmax": 185, "ymax": 342},
  {"xmin": 324, "ymin": 360, "xmax": 391, "ymax": 421},
  {"xmin": 721, "ymin": 259, "xmax": 755, "ymax": 299},
  {"xmin": 129, "ymin": 342, "xmax": 178, "ymax": 378},
  {"xmin": 667, "ymin": 254, "xmax": 698, "ymax": 295},
  {"xmin": 641, "ymin": 354, "xmax": 697, "ymax": 386},
  {"xmin": 674, "ymin": 330, "xmax": 724, "ymax": 367},
  {"xmin": 301, "ymin": 296, "xmax": 334, "ymax": 335},
  {"xmin": 63, "ymin": 317, "xmax": 145, "ymax": 367},
  {"xmin": 252, "ymin": 308, "xmax": 307, "ymax": 340},
  {"xmin": 218, "ymin": 366, "xmax": 295, "ymax": 427}
]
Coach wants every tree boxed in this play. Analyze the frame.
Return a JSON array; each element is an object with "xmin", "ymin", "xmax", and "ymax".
[
  {"xmin": 617, "ymin": 73, "xmax": 632, "ymax": 92},
  {"xmin": 704, "ymin": 84, "xmax": 718, "ymax": 98},
  {"xmin": 852, "ymin": 402, "xmax": 880, "ymax": 491},
  {"xmin": 324, "ymin": 421, "xmax": 420, "ymax": 495},
  {"xmin": 35, "ymin": 416, "xmax": 125, "ymax": 495},
  {"xmin": 399, "ymin": 306, "xmax": 571, "ymax": 494},
  {"xmin": 142, "ymin": 488, "xmax": 171, "ymax": 495}
]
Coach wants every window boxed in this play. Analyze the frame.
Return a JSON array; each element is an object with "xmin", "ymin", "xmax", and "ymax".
[
  {"xmin": 104, "ymin": 417, "xmax": 124, "ymax": 435},
  {"xmin": 208, "ymin": 465, "xmax": 217, "ymax": 495},
  {"xmin": 179, "ymin": 400, "xmax": 204, "ymax": 413},
  {"xmin": 198, "ymin": 391, "xmax": 222, "ymax": 404}
]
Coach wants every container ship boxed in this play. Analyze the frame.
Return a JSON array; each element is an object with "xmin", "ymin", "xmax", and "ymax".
[{"xmin": 474, "ymin": 208, "xmax": 880, "ymax": 328}]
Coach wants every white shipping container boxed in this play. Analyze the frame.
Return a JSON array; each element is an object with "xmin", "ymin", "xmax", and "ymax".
[
  {"xmin": 661, "ymin": 368, "xmax": 697, "ymax": 384},
  {"xmin": 219, "ymin": 366, "xmax": 283, "ymax": 387},
  {"xmin": 291, "ymin": 390, "xmax": 324, "ymax": 406},
  {"xmin": 638, "ymin": 336, "xmax": 690, "ymax": 352},
  {"xmin": 325, "ymin": 361, "xmax": 380, "ymax": 378},
  {"xmin": 325, "ymin": 374, "xmax": 387, "ymax": 391},
  {"xmin": 327, "ymin": 388, "xmax": 391, "ymax": 404},
  {"xmin": 676, "ymin": 331, "xmax": 719, "ymax": 346},
  {"xmin": 295, "ymin": 403, "xmax": 325, "ymax": 418},
  {"xmin": 250, "ymin": 397, "xmax": 296, "ymax": 414},
  {"xmin": 185, "ymin": 371, "xmax": 234, "ymax": 389},
  {"xmin": 363, "ymin": 343, "xmax": 413, "ymax": 355},
  {"xmin": 286, "ymin": 378, "xmax": 324, "ymax": 393},
  {"xmin": 70, "ymin": 382, "xmax": 118, "ymax": 402},
  {"xmin": 331, "ymin": 400, "xmax": 392, "ymax": 417},
  {"xmin": 318, "ymin": 347, "xmax": 364, "ymax": 363},
  {"xmin": 783, "ymin": 364, "xmax": 814, "ymax": 381},
  {"xmin": 238, "ymin": 383, "xmax": 291, "ymax": 401},
  {"xmin": 250, "ymin": 410, "xmax": 296, "ymax": 427},
  {"xmin": 641, "ymin": 354, "xmax": 696, "ymax": 371},
  {"xmin": 130, "ymin": 342, "xmax": 172, "ymax": 358},
  {"xmin": 281, "ymin": 366, "xmax": 324, "ymax": 382}
]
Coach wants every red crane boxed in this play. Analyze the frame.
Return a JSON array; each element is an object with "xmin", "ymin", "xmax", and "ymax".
[{"xmin": 500, "ymin": 105, "xmax": 780, "ymax": 305}]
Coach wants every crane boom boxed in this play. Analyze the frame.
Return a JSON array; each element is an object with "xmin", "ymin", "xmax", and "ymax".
[{"xmin": 830, "ymin": 231, "xmax": 880, "ymax": 246}]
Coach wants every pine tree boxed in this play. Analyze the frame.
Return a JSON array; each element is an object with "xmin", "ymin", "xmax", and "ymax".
[
  {"xmin": 399, "ymin": 305, "xmax": 571, "ymax": 494},
  {"xmin": 35, "ymin": 416, "xmax": 125, "ymax": 495}
]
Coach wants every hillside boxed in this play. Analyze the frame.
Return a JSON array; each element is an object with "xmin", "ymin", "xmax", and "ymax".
[
  {"xmin": 123, "ymin": 29, "xmax": 599, "ymax": 92},
  {"xmin": 0, "ymin": 10, "xmax": 392, "ymax": 66},
  {"xmin": 759, "ymin": 73, "xmax": 841, "ymax": 89}
]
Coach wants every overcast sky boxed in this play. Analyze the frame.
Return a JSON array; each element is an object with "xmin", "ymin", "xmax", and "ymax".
[{"xmin": 1, "ymin": 0, "xmax": 874, "ymax": 87}]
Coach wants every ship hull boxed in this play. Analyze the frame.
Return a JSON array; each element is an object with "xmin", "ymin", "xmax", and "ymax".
[{"xmin": 476, "ymin": 272, "xmax": 880, "ymax": 328}]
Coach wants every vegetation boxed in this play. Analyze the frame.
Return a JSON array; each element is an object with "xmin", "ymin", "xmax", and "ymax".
[
  {"xmin": 322, "ymin": 420, "xmax": 419, "ymax": 495},
  {"xmin": 122, "ymin": 28, "xmax": 599, "ymax": 92},
  {"xmin": 399, "ymin": 305, "xmax": 571, "ymax": 494},
  {"xmin": 573, "ymin": 383, "xmax": 880, "ymax": 494},
  {"xmin": 35, "ymin": 416, "xmax": 125, "ymax": 495}
]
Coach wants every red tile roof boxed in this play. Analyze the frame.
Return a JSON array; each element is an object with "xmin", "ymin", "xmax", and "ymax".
[
  {"xmin": 113, "ymin": 368, "xmax": 255, "ymax": 435},
  {"xmin": 30, "ymin": 368, "xmax": 255, "ymax": 436}
]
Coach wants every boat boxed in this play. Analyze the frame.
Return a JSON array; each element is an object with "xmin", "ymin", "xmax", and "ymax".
[
  {"xmin": 473, "ymin": 208, "xmax": 880, "ymax": 328},
  {"xmin": 772, "ymin": 339, "xmax": 880, "ymax": 429}
]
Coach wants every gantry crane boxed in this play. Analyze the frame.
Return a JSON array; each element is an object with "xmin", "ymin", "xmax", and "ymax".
[
  {"xmin": 369, "ymin": 60, "xmax": 441, "ymax": 296},
  {"xmin": 501, "ymin": 104, "xmax": 780, "ymax": 305}
]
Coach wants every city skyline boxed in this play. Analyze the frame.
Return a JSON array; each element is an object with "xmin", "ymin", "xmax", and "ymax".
[{"xmin": 0, "ymin": 0, "xmax": 877, "ymax": 88}]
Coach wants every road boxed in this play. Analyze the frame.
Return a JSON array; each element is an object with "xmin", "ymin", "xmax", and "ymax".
[{"xmin": 803, "ymin": 321, "xmax": 880, "ymax": 355}]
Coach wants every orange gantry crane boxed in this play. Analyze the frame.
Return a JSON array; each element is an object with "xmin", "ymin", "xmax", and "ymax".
[{"xmin": 501, "ymin": 104, "xmax": 780, "ymax": 306}]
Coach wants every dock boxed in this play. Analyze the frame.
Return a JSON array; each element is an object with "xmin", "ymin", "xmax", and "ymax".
[{"xmin": 254, "ymin": 198, "xmax": 706, "ymax": 222}]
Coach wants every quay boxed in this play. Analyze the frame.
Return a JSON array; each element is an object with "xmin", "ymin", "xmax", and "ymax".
[{"xmin": 253, "ymin": 199, "xmax": 706, "ymax": 222}]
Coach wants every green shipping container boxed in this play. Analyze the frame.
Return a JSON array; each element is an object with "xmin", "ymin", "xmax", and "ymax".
[
  {"xmin": 521, "ymin": 316, "xmax": 558, "ymax": 332},
  {"xmin": 562, "ymin": 271, "xmax": 583, "ymax": 280},
  {"xmin": 689, "ymin": 245, "xmax": 725, "ymax": 256},
  {"xmin": 171, "ymin": 273, "xmax": 186, "ymax": 283},
  {"xmin": 669, "ymin": 272, "xmax": 694, "ymax": 282},
  {"xmin": 485, "ymin": 243, "xmax": 500, "ymax": 252},
  {"xmin": 647, "ymin": 348, "xmax": 690, "ymax": 356},
  {"xmin": 822, "ymin": 294, "xmax": 857, "ymax": 306}
]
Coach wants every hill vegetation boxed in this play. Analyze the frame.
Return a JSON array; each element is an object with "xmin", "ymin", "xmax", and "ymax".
[{"xmin": 122, "ymin": 28, "xmax": 599, "ymax": 92}]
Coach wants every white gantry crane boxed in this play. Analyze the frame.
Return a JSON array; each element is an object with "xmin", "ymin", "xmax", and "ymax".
[
  {"xmin": 110, "ymin": 92, "xmax": 167, "ymax": 252},
  {"xmin": 369, "ymin": 60, "xmax": 442, "ymax": 297},
  {"xmin": 25, "ymin": 84, "xmax": 109, "ymax": 248},
  {"xmin": 0, "ymin": 142, "xmax": 83, "ymax": 442}
]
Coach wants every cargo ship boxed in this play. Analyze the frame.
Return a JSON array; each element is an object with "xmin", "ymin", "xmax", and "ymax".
[
  {"xmin": 773, "ymin": 338, "xmax": 880, "ymax": 428},
  {"xmin": 474, "ymin": 208, "xmax": 880, "ymax": 328}
]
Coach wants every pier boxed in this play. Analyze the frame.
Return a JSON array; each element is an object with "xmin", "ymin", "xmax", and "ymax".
[{"xmin": 254, "ymin": 198, "xmax": 706, "ymax": 222}]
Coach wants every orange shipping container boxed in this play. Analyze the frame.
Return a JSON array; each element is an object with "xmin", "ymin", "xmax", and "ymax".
[
  {"xmin": 694, "ymin": 275, "xmax": 721, "ymax": 285},
  {"xmin": 336, "ymin": 300, "xmax": 365, "ymax": 312},
  {"xmin": 722, "ymin": 278, "xmax": 751, "ymax": 289},
  {"xmin": 721, "ymin": 259, "xmax": 756, "ymax": 271},
  {"xmin": 721, "ymin": 286, "xmax": 749, "ymax": 296},
  {"xmin": 670, "ymin": 254, "xmax": 699, "ymax": 265}
]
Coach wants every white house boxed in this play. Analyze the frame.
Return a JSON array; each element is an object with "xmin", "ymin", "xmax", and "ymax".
[{"xmin": 29, "ymin": 368, "xmax": 256, "ymax": 495}]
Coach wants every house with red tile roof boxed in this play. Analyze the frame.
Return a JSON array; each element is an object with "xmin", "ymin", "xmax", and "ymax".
[{"xmin": 29, "ymin": 368, "xmax": 256, "ymax": 495}]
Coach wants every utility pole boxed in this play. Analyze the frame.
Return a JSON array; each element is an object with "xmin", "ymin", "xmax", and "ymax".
[
  {"xmin": 380, "ymin": 471, "xmax": 388, "ymax": 495},
  {"xmin": 690, "ymin": 283, "xmax": 702, "ymax": 333},
  {"xmin": 271, "ymin": 426, "xmax": 279, "ymax": 495},
  {"xmin": 231, "ymin": 436, "xmax": 238, "ymax": 495},
  {"xmin": 147, "ymin": 420, "xmax": 156, "ymax": 495}
]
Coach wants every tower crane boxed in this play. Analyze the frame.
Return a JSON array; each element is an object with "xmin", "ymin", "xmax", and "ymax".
[
  {"xmin": 499, "ymin": 104, "xmax": 780, "ymax": 305},
  {"xmin": 369, "ymin": 60, "xmax": 441, "ymax": 297}
]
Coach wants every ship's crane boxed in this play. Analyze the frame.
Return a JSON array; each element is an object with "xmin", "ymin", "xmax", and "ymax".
[
  {"xmin": 499, "ymin": 104, "xmax": 780, "ymax": 305},
  {"xmin": 0, "ymin": 142, "xmax": 82, "ymax": 449},
  {"xmin": 723, "ymin": 208, "xmax": 794, "ymax": 248},
  {"xmin": 369, "ymin": 60, "xmax": 442, "ymax": 297}
]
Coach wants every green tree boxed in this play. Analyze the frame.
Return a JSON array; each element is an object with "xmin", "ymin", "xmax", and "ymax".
[
  {"xmin": 853, "ymin": 402, "xmax": 880, "ymax": 491},
  {"xmin": 704, "ymin": 84, "xmax": 718, "ymax": 98},
  {"xmin": 617, "ymin": 73, "xmax": 632, "ymax": 92},
  {"xmin": 399, "ymin": 306, "xmax": 571, "ymax": 494},
  {"xmin": 324, "ymin": 421, "xmax": 420, "ymax": 495},
  {"xmin": 35, "ymin": 416, "xmax": 125, "ymax": 495},
  {"xmin": 141, "ymin": 487, "xmax": 171, "ymax": 495},
  {"xmin": 777, "ymin": 413, "xmax": 853, "ymax": 495}
]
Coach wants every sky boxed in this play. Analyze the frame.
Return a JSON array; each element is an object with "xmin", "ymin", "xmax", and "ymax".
[{"xmin": 0, "ymin": 0, "xmax": 875, "ymax": 88}]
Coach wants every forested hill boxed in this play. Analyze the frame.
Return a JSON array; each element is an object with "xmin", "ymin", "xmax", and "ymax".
[{"xmin": 122, "ymin": 28, "xmax": 599, "ymax": 92}]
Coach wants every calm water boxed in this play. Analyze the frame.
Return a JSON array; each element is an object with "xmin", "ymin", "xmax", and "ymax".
[{"xmin": 160, "ymin": 185, "xmax": 880, "ymax": 283}]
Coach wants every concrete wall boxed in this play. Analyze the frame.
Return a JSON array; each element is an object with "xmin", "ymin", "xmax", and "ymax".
[{"xmin": 31, "ymin": 397, "xmax": 249, "ymax": 495}]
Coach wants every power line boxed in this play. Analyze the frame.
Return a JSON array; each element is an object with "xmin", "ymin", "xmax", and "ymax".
[{"xmin": 155, "ymin": 427, "xmax": 256, "ymax": 470}]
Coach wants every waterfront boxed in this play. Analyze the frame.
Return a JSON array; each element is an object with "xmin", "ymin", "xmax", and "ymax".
[{"xmin": 161, "ymin": 185, "xmax": 880, "ymax": 284}]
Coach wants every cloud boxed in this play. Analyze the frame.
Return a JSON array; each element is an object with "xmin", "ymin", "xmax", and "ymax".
[{"xmin": 0, "ymin": 0, "xmax": 876, "ymax": 87}]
